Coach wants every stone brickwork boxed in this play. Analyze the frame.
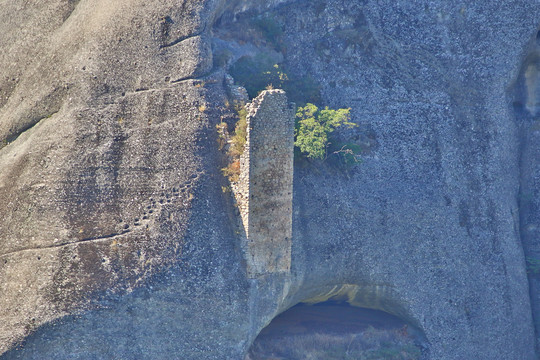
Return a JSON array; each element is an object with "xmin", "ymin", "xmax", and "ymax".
[{"xmin": 237, "ymin": 90, "xmax": 295, "ymax": 277}]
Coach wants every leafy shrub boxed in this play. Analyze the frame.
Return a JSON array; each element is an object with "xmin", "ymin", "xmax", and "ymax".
[
  {"xmin": 220, "ymin": 100, "xmax": 359, "ymax": 183},
  {"xmin": 295, "ymin": 103, "xmax": 356, "ymax": 160},
  {"xmin": 328, "ymin": 142, "xmax": 363, "ymax": 167}
]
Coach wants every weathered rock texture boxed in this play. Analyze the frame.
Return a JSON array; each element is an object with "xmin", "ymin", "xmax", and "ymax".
[
  {"xmin": 270, "ymin": 1, "xmax": 540, "ymax": 358},
  {"xmin": 514, "ymin": 32, "xmax": 540, "ymax": 347},
  {"xmin": 0, "ymin": 0, "xmax": 231, "ymax": 356},
  {"xmin": 0, "ymin": 0, "xmax": 539, "ymax": 359},
  {"xmin": 237, "ymin": 90, "xmax": 295, "ymax": 277}
]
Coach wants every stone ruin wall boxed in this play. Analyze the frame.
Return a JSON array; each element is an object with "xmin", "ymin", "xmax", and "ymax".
[{"xmin": 236, "ymin": 90, "xmax": 295, "ymax": 277}]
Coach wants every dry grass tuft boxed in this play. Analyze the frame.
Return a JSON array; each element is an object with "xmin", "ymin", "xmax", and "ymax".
[{"xmin": 220, "ymin": 103, "xmax": 248, "ymax": 183}]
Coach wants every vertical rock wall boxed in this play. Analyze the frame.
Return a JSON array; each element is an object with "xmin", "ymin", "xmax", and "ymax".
[
  {"xmin": 238, "ymin": 90, "xmax": 295, "ymax": 277},
  {"xmin": 513, "ymin": 33, "xmax": 540, "ymax": 347}
]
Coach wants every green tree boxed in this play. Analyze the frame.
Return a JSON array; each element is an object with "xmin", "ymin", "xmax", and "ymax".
[{"xmin": 294, "ymin": 103, "xmax": 355, "ymax": 160}]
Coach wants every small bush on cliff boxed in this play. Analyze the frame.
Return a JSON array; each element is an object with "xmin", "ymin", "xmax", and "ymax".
[
  {"xmin": 295, "ymin": 103, "xmax": 357, "ymax": 161},
  {"xmin": 230, "ymin": 104, "xmax": 248, "ymax": 157},
  {"xmin": 221, "ymin": 104, "xmax": 248, "ymax": 182}
]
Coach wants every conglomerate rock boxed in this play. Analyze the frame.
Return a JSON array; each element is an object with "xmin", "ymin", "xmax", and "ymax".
[{"xmin": 0, "ymin": 1, "xmax": 539, "ymax": 359}]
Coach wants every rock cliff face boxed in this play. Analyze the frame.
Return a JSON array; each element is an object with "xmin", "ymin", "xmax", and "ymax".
[
  {"xmin": 0, "ymin": 0, "xmax": 539, "ymax": 359},
  {"xmin": 513, "ymin": 33, "xmax": 540, "ymax": 346}
]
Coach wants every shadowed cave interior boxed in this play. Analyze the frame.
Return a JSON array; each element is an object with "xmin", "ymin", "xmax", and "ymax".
[{"xmin": 246, "ymin": 301, "xmax": 423, "ymax": 360}]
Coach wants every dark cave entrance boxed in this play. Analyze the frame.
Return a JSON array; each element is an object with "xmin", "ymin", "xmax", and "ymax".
[{"xmin": 246, "ymin": 301, "xmax": 423, "ymax": 360}]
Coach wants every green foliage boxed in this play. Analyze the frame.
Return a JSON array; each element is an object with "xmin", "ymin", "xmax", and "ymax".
[
  {"xmin": 294, "ymin": 104, "xmax": 328, "ymax": 160},
  {"xmin": 329, "ymin": 142, "xmax": 363, "ymax": 167},
  {"xmin": 294, "ymin": 103, "xmax": 356, "ymax": 160}
]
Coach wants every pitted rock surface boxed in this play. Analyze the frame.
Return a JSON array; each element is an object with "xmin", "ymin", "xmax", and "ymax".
[{"xmin": 1, "ymin": 1, "xmax": 539, "ymax": 359}]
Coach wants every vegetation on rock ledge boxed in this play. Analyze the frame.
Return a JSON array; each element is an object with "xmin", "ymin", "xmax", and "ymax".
[
  {"xmin": 295, "ymin": 103, "xmax": 360, "ymax": 165},
  {"xmin": 219, "ymin": 101, "xmax": 361, "ymax": 184},
  {"xmin": 219, "ymin": 103, "xmax": 248, "ymax": 183}
]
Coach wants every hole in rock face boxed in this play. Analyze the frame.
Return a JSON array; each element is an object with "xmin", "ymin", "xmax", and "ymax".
[{"xmin": 247, "ymin": 301, "xmax": 422, "ymax": 360}]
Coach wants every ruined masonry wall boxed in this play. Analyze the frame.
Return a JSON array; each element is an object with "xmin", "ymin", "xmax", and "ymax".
[{"xmin": 237, "ymin": 90, "xmax": 295, "ymax": 277}]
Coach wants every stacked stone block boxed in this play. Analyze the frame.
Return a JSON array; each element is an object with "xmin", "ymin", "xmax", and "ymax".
[{"xmin": 237, "ymin": 90, "xmax": 295, "ymax": 277}]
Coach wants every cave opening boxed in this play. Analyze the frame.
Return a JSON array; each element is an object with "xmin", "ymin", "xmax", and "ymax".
[{"xmin": 246, "ymin": 300, "xmax": 423, "ymax": 360}]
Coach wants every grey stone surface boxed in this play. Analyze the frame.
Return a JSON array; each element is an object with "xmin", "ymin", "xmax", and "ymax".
[
  {"xmin": 513, "ymin": 33, "xmax": 540, "ymax": 349},
  {"xmin": 237, "ymin": 90, "xmax": 295, "ymax": 277},
  {"xmin": 0, "ymin": 0, "xmax": 539, "ymax": 359},
  {"xmin": 271, "ymin": 1, "xmax": 540, "ymax": 358},
  {"xmin": 0, "ymin": 0, "xmax": 222, "ymax": 355}
]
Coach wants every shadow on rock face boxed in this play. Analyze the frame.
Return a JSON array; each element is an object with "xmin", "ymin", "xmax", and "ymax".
[
  {"xmin": 246, "ymin": 301, "xmax": 423, "ymax": 360},
  {"xmin": 512, "ymin": 28, "xmax": 540, "ymax": 350}
]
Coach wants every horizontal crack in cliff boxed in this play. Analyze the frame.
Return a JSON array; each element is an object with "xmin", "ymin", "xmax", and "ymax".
[
  {"xmin": 158, "ymin": 25, "xmax": 207, "ymax": 49},
  {"xmin": 170, "ymin": 76, "xmax": 197, "ymax": 84},
  {"xmin": 2, "ymin": 110, "xmax": 59, "ymax": 149},
  {"xmin": 120, "ymin": 70, "xmax": 217, "ymax": 97},
  {"xmin": 0, "ymin": 230, "xmax": 131, "ymax": 258}
]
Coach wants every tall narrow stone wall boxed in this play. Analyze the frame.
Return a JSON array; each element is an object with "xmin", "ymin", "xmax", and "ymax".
[{"xmin": 238, "ymin": 90, "xmax": 295, "ymax": 277}]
